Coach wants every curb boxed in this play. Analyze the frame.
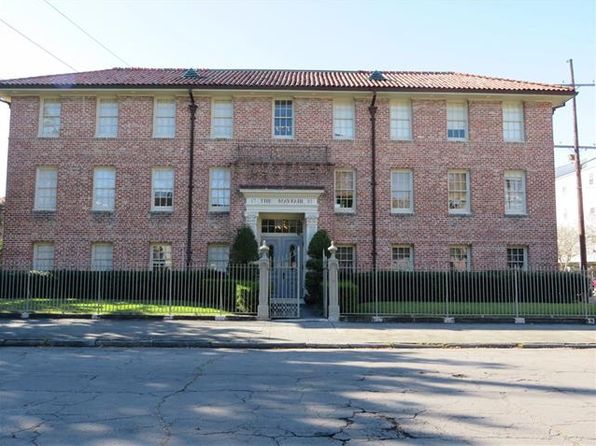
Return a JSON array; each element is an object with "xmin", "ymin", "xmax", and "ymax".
[{"xmin": 1, "ymin": 338, "xmax": 595, "ymax": 349}]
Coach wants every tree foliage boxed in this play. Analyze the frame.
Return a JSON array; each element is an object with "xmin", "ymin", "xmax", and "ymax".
[{"xmin": 230, "ymin": 226, "xmax": 259, "ymax": 265}]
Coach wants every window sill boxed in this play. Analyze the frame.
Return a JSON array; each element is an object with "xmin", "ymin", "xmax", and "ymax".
[
  {"xmin": 210, "ymin": 136, "xmax": 233, "ymax": 140},
  {"xmin": 505, "ymin": 213, "xmax": 528, "ymax": 217},
  {"xmin": 91, "ymin": 209, "xmax": 114, "ymax": 214},
  {"xmin": 32, "ymin": 209, "xmax": 56, "ymax": 213},
  {"xmin": 447, "ymin": 138, "xmax": 468, "ymax": 142},
  {"xmin": 448, "ymin": 212, "xmax": 472, "ymax": 217},
  {"xmin": 333, "ymin": 137, "xmax": 355, "ymax": 141},
  {"xmin": 273, "ymin": 135, "xmax": 294, "ymax": 140},
  {"xmin": 389, "ymin": 138, "xmax": 413, "ymax": 142},
  {"xmin": 391, "ymin": 210, "xmax": 414, "ymax": 216},
  {"xmin": 152, "ymin": 135, "xmax": 175, "ymax": 140},
  {"xmin": 209, "ymin": 209, "xmax": 230, "ymax": 214},
  {"xmin": 334, "ymin": 209, "xmax": 356, "ymax": 215},
  {"xmin": 150, "ymin": 209, "xmax": 173, "ymax": 214},
  {"xmin": 95, "ymin": 135, "xmax": 118, "ymax": 139},
  {"xmin": 503, "ymin": 140, "xmax": 525, "ymax": 144},
  {"xmin": 37, "ymin": 135, "xmax": 59, "ymax": 139}
]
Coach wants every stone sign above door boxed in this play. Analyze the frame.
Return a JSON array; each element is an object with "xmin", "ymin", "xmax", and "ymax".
[{"xmin": 239, "ymin": 188, "xmax": 325, "ymax": 247}]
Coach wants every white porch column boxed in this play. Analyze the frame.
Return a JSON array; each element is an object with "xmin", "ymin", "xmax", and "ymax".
[{"xmin": 305, "ymin": 212, "xmax": 319, "ymax": 248}]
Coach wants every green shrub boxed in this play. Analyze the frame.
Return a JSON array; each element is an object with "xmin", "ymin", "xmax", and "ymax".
[
  {"xmin": 305, "ymin": 229, "xmax": 331, "ymax": 304},
  {"xmin": 230, "ymin": 226, "xmax": 259, "ymax": 265},
  {"xmin": 339, "ymin": 279, "xmax": 358, "ymax": 311}
]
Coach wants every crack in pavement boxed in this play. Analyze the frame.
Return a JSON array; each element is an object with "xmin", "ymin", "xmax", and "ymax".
[{"xmin": 155, "ymin": 353, "xmax": 225, "ymax": 446}]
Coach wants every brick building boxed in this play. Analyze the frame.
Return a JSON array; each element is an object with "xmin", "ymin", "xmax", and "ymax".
[{"xmin": 0, "ymin": 68, "xmax": 574, "ymax": 273}]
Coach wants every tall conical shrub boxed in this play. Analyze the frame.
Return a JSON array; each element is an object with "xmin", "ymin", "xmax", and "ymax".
[
  {"xmin": 230, "ymin": 226, "xmax": 259, "ymax": 264},
  {"xmin": 305, "ymin": 229, "xmax": 331, "ymax": 304}
]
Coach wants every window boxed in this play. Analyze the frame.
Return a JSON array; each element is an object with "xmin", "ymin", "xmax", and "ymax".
[
  {"xmin": 34, "ymin": 167, "xmax": 57, "ymax": 211},
  {"xmin": 96, "ymin": 98, "xmax": 118, "ymax": 137},
  {"xmin": 333, "ymin": 100, "xmax": 354, "ymax": 139},
  {"xmin": 92, "ymin": 168, "xmax": 116, "ymax": 211},
  {"xmin": 39, "ymin": 99, "xmax": 61, "ymax": 137},
  {"xmin": 152, "ymin": 168, "xmax": 174, "ymax": 211},
  {"xmin": 261, "ymin": 219, "xmax": 303, "ymax": 234},
  {"xmin": 449, "ymin": 245, "xmax": 470, "ymax": 271},
  {"xmin": 209, "ymin": 168, "xmax": 231, "ymax": 211},
  {"xmin": 92, "ymin": 243, "xmax": 113, "ymax": 271},
  {"xmin": 335, "ymin": 169, "xmax": 355, "ymax": 212},
  {"xmin": 337, "ymin": 245, "xmax": 355, "ymax": 271},
  {"xmin": 151, "ymin": 244, "xmax": 172, "ymax": 270},
  {"xmin": 392, "ymin": 245, "xmax": 413, "ymax": 271},
  {"xmin": 33, "ymin": 243, "xmax": 54, "ymax": 271},
  {"xmin": 207, "ymin": 244, "xmax": 230, "ymax": 271},
  {"xmin": 504, "ymin": 170, "xmax": 527, "ymax": 215},
  {"xmin": 502, "ymin": 102, "xmax": 524, "ymax": 142},
  {"xmin": 390, "ymin": 100, "xmax": 412, "ymax": 140},
  {"xmin": 447, "ymin": 102, "xmax": 468, "ymax": 140},
  {"xmin": 153, "ymin": 98, "xmax": 176, "ymax": 138},
  {"xmin": 211, "ymin": 99, "xmax": 233, "ymax": 138},
  {"xmin": 448, "ymin": 170, "xmax": 470, "ymax": 214},
  {"xmin": 391, "ymin": 170, "xmax": 413, "ymax": 213},
  {"xmin": 273, "ymin": 99, "xmax": 293, "ymax": 138},
  {"xmin": 507, "ymin": 246, "xmax": 528, "ymax": 270}
]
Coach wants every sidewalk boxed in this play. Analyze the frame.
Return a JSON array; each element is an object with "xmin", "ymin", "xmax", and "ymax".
[{"xmin": 1, "ymin": 317, "xmax": 595, "ymax": 348}]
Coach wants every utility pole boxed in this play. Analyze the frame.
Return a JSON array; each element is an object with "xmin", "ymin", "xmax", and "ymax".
[{"xmin": 567, "ymin": 59, "xmax": 587, "ymax": 271}]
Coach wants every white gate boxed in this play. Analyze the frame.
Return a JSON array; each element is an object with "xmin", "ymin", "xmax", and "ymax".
[{"xmin": 269, "ymin": 244, "xmax": 301, "ymax": 319}]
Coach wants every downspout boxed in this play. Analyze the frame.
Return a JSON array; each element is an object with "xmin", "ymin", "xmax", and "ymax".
[
  {"xmin": 186, "ymin": 90, "xmax": 198, "ymax": 268},
  {"xmin": 368, "ymin": 91, "xmax": 378, "ymax": 268},
  {"xmin": 0, "ymin": 98, "xmax": 10, "ymax": 108}
]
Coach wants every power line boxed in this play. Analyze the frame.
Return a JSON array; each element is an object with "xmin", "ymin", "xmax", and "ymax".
[
  {"xmin": 0, "ymin": 17, "xmax": 77, "ymax": 71},
  {"xmin": 43, "ymin": 0, "xmax": 131, "ymax": 67},
  {"xmin": 555, "ymin": 145, "xmax": 596, "ymax": 150}
]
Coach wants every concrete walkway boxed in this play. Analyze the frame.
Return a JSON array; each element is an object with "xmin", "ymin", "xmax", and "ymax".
[{"xmin": 1, "ymin": 317, "xmax": 595, "ymax": 348}]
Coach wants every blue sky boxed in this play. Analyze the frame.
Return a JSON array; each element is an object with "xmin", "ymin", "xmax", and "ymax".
[{"xmin": 0, "ymin": 0, "xmax": 594, "ymax": 196}]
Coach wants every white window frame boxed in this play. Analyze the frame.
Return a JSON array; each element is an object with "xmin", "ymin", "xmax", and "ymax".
[
  {"xmin": 151, "ymin": 168, "xmax": 174, "ymax": 212},
  {"xmin": 272, "ymin": 99, "xmax": 294, "ymax": 139},
  {"xmin": 449, "ymin": 245, "xmax": 471, "ymax": 271},
  {"xmin": 392, "ymin": 245, "xmax": 414, "ymax": 271},
  {"xmin": 447, "ymin": 102, "xmax": 468, "ymax": 141},
  {"xmin": 34, "ymin": 167, "xmax": 57, "ymax": 211},
  {"xmin": 504, "ymin": 170, "xmax": 527, "ymax": 215},
  {"xmin": 390, "ymin": 100, "xmax": 412, "ymax": 140},
  {"xmin": 150, "ymin": 243, "xmax": 172, "ymax": 271},
  {"xmin": 391, "ymin": 169, "xmax": 414, "ymax": 214},
  {"xmin": 502, "ymin": 102, "xmax": 525, "ymax": 142},
  {"xmin": 211, "ymin": 98, "xmax": 234, "ymax": 139},
  {"xmin": 153, "ymin": 97, "xmax": 176, "ymax": 138},
  {"xmin": 209, "ymin": 168, "xmax": 231, "ymax": 212},
  {"xmin": 207, "ymin": 244, "xmax": 230, "ymax": 271},
  {"xmin": 38, "ymin": 98, "xmax": 61, "ymax": 138},
  {"xmin": 507, "ymin": 246, "xmax": 528, "ymax": 270},
  {"xmin": 333, "ymin": 99, "xmax": 355, "ymax": 140},
  {"xmin": 336, "ymin": 245, "xmax": 356, "ymax": 271},
  {"xmin": 448, "ymin": 169, "xmax": 471, "ymax": 214},
  {"xmin": 96, "ymin": 98, "xmax": 119, "ymax": 138},
  {"xmin": 92, "ymin": 167, "xmax": 116, "ymax": 212},
  {"xmin": 33, "ymin": 242, "xmax": 55, "ymax": 271},
  {"xmin": 334, "ymin": 169, "xmax": 356, "ymax": 213},
  {"xmin": 91, "ymin": 243, "xmax": 114, "ymax": 271}
]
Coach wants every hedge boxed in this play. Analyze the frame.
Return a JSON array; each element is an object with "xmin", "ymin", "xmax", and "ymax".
[
  {"xmin": 0, "ymin": 269, "xmax": 259, "ymax": 314},
  {"xmin": 339, "ymin": 270, "xmax": 592, "ymax": 306}
]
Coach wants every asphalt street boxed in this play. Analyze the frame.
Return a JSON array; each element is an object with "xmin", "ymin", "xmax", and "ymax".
[{"xmin": 1, "ymin": 348, "xmax": 594, "ymax": 445}]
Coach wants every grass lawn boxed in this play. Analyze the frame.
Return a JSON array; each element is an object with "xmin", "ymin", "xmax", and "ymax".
[
  {"xmin": 0, "ymin": 298, "xmax": 236, "ymax": 316},
  {"xmin": 351, "ymin": 301, "xmax": 596, "ymax": 317}
]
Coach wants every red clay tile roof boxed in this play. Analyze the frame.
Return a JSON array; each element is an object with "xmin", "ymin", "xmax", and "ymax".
[{"xmin": 0, "ymin": 68, "xmax": 574, "ymax": 94}]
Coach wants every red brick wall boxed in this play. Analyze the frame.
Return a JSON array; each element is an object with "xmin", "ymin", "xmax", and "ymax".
[{"xmin": 2, "ymin": 93, "xmax": 558, "ymax": 270}]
